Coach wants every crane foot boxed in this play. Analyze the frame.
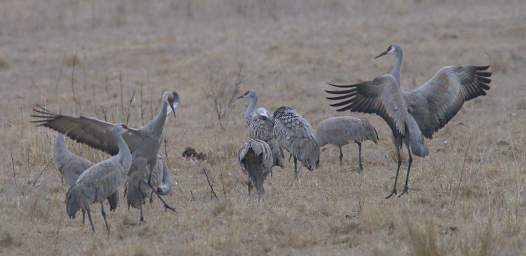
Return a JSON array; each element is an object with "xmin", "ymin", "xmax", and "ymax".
[
  {"xmin": 398, "ymin": 187, "xmax": 409, "ymax": 197},
  {"xmin": 385, "ymin": 189, "xmax": 397, "ymax": 199}
]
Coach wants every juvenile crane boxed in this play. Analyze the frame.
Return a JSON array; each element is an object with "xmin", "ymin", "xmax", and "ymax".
[
  {"xmin": 53, "ymin": 133, "xmax": 118, "ymax": 221},
  {"xmin": 238, "ymin": 138, "xmax": 274, "ymax": 197},
  {"xmin": 315, "ymin": 116, "xmax": 378, "ymax": 171},
  {"xmin": 273, "ymin": 106, "xmax": 320, "ymax": 178},
  {"xmin": 66, "ymin": 124, "xmax": 132, "ymax": 233},
  {"xmin": 238, "ymin": 90, "xmax": 284, "ymax": 169},
  {"xmin": 31, "ymin": 91, "xmax": 178, "ymax": 217},
  {"xmin": 326, "ymin": 44, "xmax": 492, "ymax": 198}
]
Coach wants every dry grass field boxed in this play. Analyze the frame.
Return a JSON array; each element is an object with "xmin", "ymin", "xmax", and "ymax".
[{"xmin": 1, "ymin": 0, "xmax": 525, "ymax": 255}]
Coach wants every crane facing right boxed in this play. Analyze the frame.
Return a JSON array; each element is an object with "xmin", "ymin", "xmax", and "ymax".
[{"xmin": 326, "ymin": 44, "xmax": 492, "ymax": 198}]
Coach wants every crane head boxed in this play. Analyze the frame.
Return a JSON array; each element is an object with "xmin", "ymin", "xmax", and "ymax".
[
  {"xmin": 237, "ymin": 90, "xmax": 256, "ymax": 100},
  {"xmin": 166, "ymin": 91, "xmax": 179, "ymax": 119},
  {"xmin": 375, "ymin": 44, "xmax": 400, "ymax": 59}
]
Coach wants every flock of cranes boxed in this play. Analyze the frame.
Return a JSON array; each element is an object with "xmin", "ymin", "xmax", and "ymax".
[{"xmin": 30, "ymin": 44, "xmax": 492, "ymax": 233}]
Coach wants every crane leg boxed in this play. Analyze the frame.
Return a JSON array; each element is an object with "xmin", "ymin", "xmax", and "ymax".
[
  {"xmin": 293, "ymin": 157, "xmax": 298, "ymax": 179},
  {"xmin": 399, "ymin": 144, "xmax": 413, "ymax": 197},
  {"xmin": 356, "ymin": 142, "xmax": 363, "ymax": 173},
  {"xmin": 86, "ymin": 207, "xmax": 95, "ymax": 233},
  {"xmin": 82, "ymin": 209, "xmax": 86, "ymax": 225},
  {"xmin": 247, "ymin": 180, "xmax": 253, "ymax": 195},
  {"xmin": 386, "ymin": 145, "xmax": 402, "ymax": 199},
  {"xmin": 140, "ymin": 206, "xmax": 144, "ymax": 222},
  {"xmin": 339, "ymin": 146, "xmax": 343, "ymax": 167},
  {"xmin": 100, "ymin": 202, "xmax": 110, "ymax": 234}
]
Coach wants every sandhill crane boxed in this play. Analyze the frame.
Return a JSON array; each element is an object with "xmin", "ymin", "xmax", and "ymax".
[
  {"xmin": 237, "ymin": 91, "xmax": 285, "ymax": 169},
  {"xmin": 238, "ymin": 138, "xmax": 274, "ymax": 197},
  {"xmin": 66, "ymin": 124, "xmax": 132, "ymax": 233},
  {"xmin": 326, "ymin": 44, "xmax": 492, "ymax": 198},
  {"xmin": 273, "ymin": 106, "xmax": 320, "ymax": 178},
  {"xmin": 32, "ymin": 91, "xmax": 179, "ymax": 218},
  {"xmin": 315, "ymin": 116, "xmax": 378, "ymax": 171},
  {"xmin": 54, "ymin": 133, "xmax": 118, "ymax": 222},
  {"xmin": 126, "ymin": 154, "xmax": 172, "ymax": 221}
]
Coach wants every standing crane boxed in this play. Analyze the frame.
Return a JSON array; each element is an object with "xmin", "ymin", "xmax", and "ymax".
[
  {"xmin": 31, "ymin": 91, "xmax": 179, "ymax": 219},
  {"xmin": 273, "ymin": 106, "xmax": 320, "ymax": 178},
  {"xmin": 315, "ymin": 116, "xmax": 378, "ymax": 171},
  {"xmin": 66, "ymin": 124, "xmax": 132, "ymax": 233},
  {"xmin": 237, "ymin": 90, "xmax": 285, "ymax": 169},
  {"xmin": 53, "ymin": 133, "xmax": 118, "ymax": 222},
  {"xmin": 238, "ymin": 138, "xmax": 274, "ymax": 197},
  {"xmin": 326, "ymin": 44, "xmax": 492, "ymax": 198}
]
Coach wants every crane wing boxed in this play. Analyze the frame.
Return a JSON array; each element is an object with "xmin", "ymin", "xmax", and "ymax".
[
  {"xmin": 326, "ymin": 75, "xmax": 407, "ymax": 135},
  {"xmin": 31, "ymin": 105, "xmax": 145, "ymax": 155},
  {"xmin": 404, "ymin": 65, "xmax": 491, "ymax": 138}
]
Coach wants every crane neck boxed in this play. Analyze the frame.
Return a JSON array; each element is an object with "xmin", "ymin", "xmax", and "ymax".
[
  {"xmin": 144, "ymin": 100, "xmax": 169, "ymax": 139},
  {"xmin": 112, "ymin": 129, "xmax": 132, "ymax": 170},
  {"xmin": 390, "ymin": 51, "xmax": 403, "ymax": 84},
  {"xmin": 244, "ymin": 96, "xmax": 257, "ymax": 124},
  {"xmin": 54, "ymin": 133, "xmax": 68, "ymax": 155}
]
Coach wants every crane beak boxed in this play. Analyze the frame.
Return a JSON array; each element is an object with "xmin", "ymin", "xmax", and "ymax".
[
  {"xmin": 374, "ymin": 50, "xmax": 388, "ymax": 59},
  {"xmin": 169, "ymin": 102, "xmax": 177, "ymax": 119},
  {"xmin": 236, "ymin": 95, "xmax": 245, "ymax": 100}
]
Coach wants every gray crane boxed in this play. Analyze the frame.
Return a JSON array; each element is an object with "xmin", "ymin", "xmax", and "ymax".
[
  {"xmin": 326, "ymin": 44, "xmax": 492, "ymax": 198},
  {"xmin": 237, "ymin": 91, "xmax": 285, "ymax": 169},
  {"xmin": 126, "ymin": 154, "xmax": 172, "ymax": 221},
  {"xmin": 66, "ymin": 124, "xmax": 132, "ymax": 233},
  {"xmin": 238, "ymin": 138, "xmax": 274, "ymax": 197},
  {"xmin": 315, "ymin": 116, "xmax": 378, "ymax": 171},
  {"xmin": 53, "ymin": 133, "xmax": 119, "ymax": 223},
  {"xmin": 273, "ymin": 106, "xmax": 320, "ymax": 178},
  {"xmin": 31, "ymin": 91, "xmax": 179, "ymax": 218}
]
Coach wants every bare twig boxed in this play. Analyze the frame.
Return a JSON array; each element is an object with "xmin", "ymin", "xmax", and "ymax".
[
  {"xmin": 452, "ymin": 136, "xmax": 472, "ymax": 208},
  {"xmin": 202, "ymin": 168, "xmax": 219, "ymax": 200},
  {"xmin": 70, "ymin": 57, "xmax": 78, "ymax": 114},
  {"xmin": 31, "ymin": 159, "xmax": 53, "ymax": 187},
  {"xmin": 141, "ymin": 180, "xmax": 176, "ymax": 212},
  {"xmin": 125, "ymin": 89, "xmax": 136, "ymax": 124},
  {"xmin": 119, "ymin": 71, "xmax": 124, "ymax": 119},
  {"xmin": 10, "ymin": 149, "xmax": 16, "ymax": 186}
]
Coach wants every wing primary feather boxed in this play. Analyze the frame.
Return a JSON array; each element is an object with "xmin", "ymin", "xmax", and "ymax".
[
  {"xmin": 325, "ymin": 89, "xmax": 356, "ymax": 95},
  {"xmin": 329, "ymin": 98, "xmax": 356, "ymax": 108},
  {"xmin": 327, "ymin": 82, "xmax": 355, "ymax": 88}
]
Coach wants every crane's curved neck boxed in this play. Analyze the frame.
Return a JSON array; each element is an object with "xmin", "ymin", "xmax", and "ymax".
[
  {"xmin": 144, "ymin": 100, "xmax": 169, "ymax": 139},
  {"xmin": 391, "ymin": 50, "xmax": 403, "ymax": 84},
  {"xmin": 244, "ymin": 96, "xmax": 257, "ymax": 124},
  {"xmin": 54, "ymin": 133, "xmax": 68, "ymax": 156},
  {"xmin": 113, "ymin": 130, "xmax": 132, "ymax": 169}
]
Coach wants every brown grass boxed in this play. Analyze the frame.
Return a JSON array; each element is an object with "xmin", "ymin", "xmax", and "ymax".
[{"xmin": 0, "ymin": 0, "xmax": 525, "ymax": 255}]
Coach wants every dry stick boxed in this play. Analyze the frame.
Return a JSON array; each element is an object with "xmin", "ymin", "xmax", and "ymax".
[
  {"xmin": 202, "ymin": 168, "xmax": 219, "ymax": 200},
  {"xmin": 71, "ymin": 58, "xmax": 78, "ymax": 114},
  {"xmin": 452, "ymin": 136, "xmax": 472, "ymax": 208},
  {"xmin": 10, "ymin": 149, "xmax": 16, "ymax": 186},
  {"xmin": 139, "ymin": 82, "xmax": 144, "ymax": 126},
  {"xmin": 31, "ymin": 159, "xmax": 53, "ymax": 187},
  {"xmin": 141, "ymin": 180, "xmax": 176, "ymax": 212},
  {"xmin": 125, "ymin": 89, "xmax": 136, "ymax": 124},
  {"xmin": 119, "ymin": 71, "xmax": 124, "ymax": 119}
]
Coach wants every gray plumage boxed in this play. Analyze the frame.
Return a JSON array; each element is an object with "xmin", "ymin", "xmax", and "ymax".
[
  {"xmin": 65, "ymin": 124, "xmax": 132, "ymax": 233},
  {"xmin": 238, "ymin": 138, "xmax": 274, "ymax": 197},
  {"xmin": 238, "ymin": 90, "xmax": 285, "ymax": 169},
  {"xmin": 326, "ymin": 44, "xmax": 492, "ymax": 198},
  {"xmin": 273, "ymin": 106, "xmax": 320, "ymax": 178},
  {"xmin": 126, "ymin": 155, "xmax": 172, "ymax": 221},
  {"xmin": 53, "ymin": 133, "xmax": 119, "ymax": 219},
  {"xmin": 316, "ymin": 116, "xmax": 378, "ymax": 171},
  {"xmin": 32, "ymin": 91, "xmax": 178, "ymax": 220}
]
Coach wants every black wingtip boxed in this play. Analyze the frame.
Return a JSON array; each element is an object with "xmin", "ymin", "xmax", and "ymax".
[{"xmin": 327, "ymin": 81, "xmax": 355, "ymax": 88}]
